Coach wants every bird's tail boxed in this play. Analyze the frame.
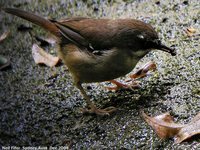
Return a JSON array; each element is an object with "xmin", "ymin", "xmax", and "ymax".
[{"xmin": 4, "ymin": 8, "xmax": 60, "ymax": 37}]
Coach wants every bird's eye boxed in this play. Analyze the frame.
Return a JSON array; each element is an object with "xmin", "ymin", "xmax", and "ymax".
[{"xmin": 137, "ymin": 34, "xmax": 144, "ymax": 40}]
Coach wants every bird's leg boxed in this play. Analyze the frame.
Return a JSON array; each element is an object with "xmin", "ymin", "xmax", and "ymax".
[
  {"xmin": 76, "ymin": 82, "xmax": 117, "ymax": 115},
  {"xmin": 130, "ymin": 61, "xmax": 157, "ymax": 79},
  {"xmin": 105, "ymin": 80, "xmax": 139, "ymax": 91}
]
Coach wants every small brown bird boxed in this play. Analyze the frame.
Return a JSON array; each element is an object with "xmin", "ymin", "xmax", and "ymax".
[{"xmin": 4, "ymin": 8, "xmax": 176, "ymax": 115}]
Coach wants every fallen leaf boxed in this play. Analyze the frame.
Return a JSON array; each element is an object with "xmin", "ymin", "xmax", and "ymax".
[
  {"xmin": 130, "ymin": 62, "xmax": 157, "ymax": 79},
  {"xmin": 32, "ymin": 44, "xmax": 59, "ymax": 67},
  {"xmin": 187, "ymin": 27, "xmax": 196, "ymax": 33},
  {"xmin": 185, "ymin": 27, "xmax": 197, "ymax": 37},
  {"xmin": 175, "ymin": 113, "xmax": 200, "ymax": 143},
  {"xmin": 142, "ymin": 111, "xmax": 200, "ymax": 143},
  {"xmin": 0, "ymin": 30, "xmax": 10, "ymax": 43},
  {"xmin": 142, "ymin": 111, "xmax": 183, "ymax": 139}
]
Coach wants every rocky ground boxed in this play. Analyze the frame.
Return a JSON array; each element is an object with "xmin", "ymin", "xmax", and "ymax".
[{"xmin": 0, "ymin": 0, "xmax": 199, "ymax": 149}]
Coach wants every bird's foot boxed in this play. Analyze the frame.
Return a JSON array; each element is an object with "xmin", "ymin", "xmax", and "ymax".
[
  {"xmin": 81, "ymin": 104, "xmax": 117, "ymax": 116},
  {"xmin": 105, "ymin": 80, "xmax": 139, "ymax": 91},
  {"xmin": 130, "ymin": 61, "xmax": 157, "ymax": 79}
]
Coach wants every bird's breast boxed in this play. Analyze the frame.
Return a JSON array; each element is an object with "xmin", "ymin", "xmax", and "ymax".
[{"xmin": 58, "ymin": 44, "xmax": 140, "ymax": 83}]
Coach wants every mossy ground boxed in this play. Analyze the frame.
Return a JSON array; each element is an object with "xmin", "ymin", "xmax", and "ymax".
[{"xmin": 0, "ymin": 0, "xmax": 199, "ymax": 149}]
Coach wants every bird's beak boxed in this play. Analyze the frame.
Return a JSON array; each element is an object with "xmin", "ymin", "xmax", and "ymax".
[
  {"xmin": 157, "ymin": 43, "xmax": 176, "ymax": 56},
  {"xmin": 152, "ymin": 39, "xmax": 176, "ymax": 56}
]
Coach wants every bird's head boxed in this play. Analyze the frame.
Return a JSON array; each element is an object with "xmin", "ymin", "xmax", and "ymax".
[{"xmin": 119, "ymin": 20, "xmax": 176, "ymax": 57}]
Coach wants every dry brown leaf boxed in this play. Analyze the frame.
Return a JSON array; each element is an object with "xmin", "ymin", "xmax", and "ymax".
[
  {"xmin": 185, "ymin": 27, "xmax": 197, "ymax": 37},
  {"xmin": 187, "ymin": 27, "xmax": 197, "ymax": 33},
  {"xmin": 0, "ymin": 30, "xmax": 10, "ymax": 43},
  {"xmin": 32, "ymin": 44, "xmax": 59, "ymax": 67},
  {"xmin": 142, "ymin": 111, "xmax": 200, "ymax": 143},
  {"xmin": 142, "ymin": 111, "xmax": 183, "ymax": 139},
  {"xmin": 130, "ymin": 62, "xmax": 157, "ymax": 79},
  {"xmin": 175, "ymin": 113, "xmax": 200, "ymax": 143}
]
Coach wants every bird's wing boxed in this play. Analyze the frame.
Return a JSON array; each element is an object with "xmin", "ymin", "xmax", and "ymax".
[{"xmin": 54, "ymin": 18, "xmax": 118, "ymax": 51}]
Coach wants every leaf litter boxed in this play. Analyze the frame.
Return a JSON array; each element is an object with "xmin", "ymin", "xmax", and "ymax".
[{"xmin": 142, "ymin": 111, "xmax": 200, "ymax": 143}]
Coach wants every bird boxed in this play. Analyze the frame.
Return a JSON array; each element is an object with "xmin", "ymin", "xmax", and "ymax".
[{"xmin": 4, "ymin": 8, "xmax": 176, "ymax": 115}]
